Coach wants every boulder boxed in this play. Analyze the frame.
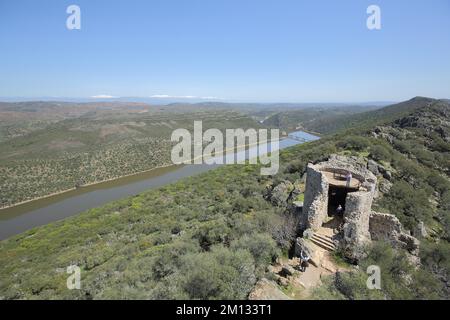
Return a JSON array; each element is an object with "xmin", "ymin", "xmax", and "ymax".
[
  {"xmin": 294, "ymin": 237, "xmax": 322, "ymax": 267},
  {"xmin": 280, "ymin": 265, "xmax": 295, "ymax": 277},
  {"xmin": 276, "ymin": 275, "xmax": 290, "ymax": 287},
  {"xmin": 414, "ymin": 221, "xmax": 428, "ymax": 238},
  {"xmin": 288, "ymin": 257, "xmax": 300, "ymax": 267},
  {"xmin": 383, "ymin": 170, "xmax": 392, "ymax": 181},
  {"xmin": 249, "ymin": 278, "xmax": 291, "ymax": 300},
  {"xmin": 367, "ymin": 160, "xmax": 380, "ymax": 176},
  {"xmin": 378, "ymin": 179, "xmax": 393, "ymax": 194},
  {"xmin": 377, "ymin": 165, "xmax": 393, "ymax": 181},
  {"xmin": 267, "ymin": 265, "xmax": 278, "ymax": 274},
  {"xmin": 269, "ymin": 180, "xmax": 294, "ymax": 207},
  {"xmin": 399, "ymin": 233, "xmax": 420, "ymax": 256},
  {"xmin": 302, "ymin": 228, "xmax": 314, "ymax": 239}
]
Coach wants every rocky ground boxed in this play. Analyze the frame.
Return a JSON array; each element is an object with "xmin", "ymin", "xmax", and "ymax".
[{"xmin": 249, "ymin": 240, "xmax": 347, "ymax": 300}]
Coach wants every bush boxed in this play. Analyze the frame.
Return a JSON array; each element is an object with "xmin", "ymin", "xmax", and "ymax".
[
  {"xmin": 420, "ymin": 240, "xmax": 450, "ymax": 290},
  {"xmin": 180, "ymin": 246, "xmax": 256, "ymax": 299},
  {"xmin": 378, "ymin": 180, "xmax": 431, "ymax": 229},
  {"xmin": 369, "ymin": 144, "xmax": 391, "ymax": 162},
  {"xmin": 231, "ymin": 233, "xmax": 279, "ymax": 270},
  {"xmin": 284, "ymin": 159, "xmax": 306, "ymax": 174},
  {"xmin": 314, "ymin": 242, "xmax": 445, "ymax": 300},
  {"xmin": 336, "ymin": 136, "xmax": 370, "ymax": 151},
  {"xmin": 269, "ymin": 212, "xmax": 299, "ymax": 251},
  {"xmin": 426, "ymin": 172, "xmax": 450, "ymax": 196}
]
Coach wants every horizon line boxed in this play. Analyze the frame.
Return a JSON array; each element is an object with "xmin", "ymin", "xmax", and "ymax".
[{"xmin": 0, "ymin": 96, "xmax": 406, "ymax": 105}]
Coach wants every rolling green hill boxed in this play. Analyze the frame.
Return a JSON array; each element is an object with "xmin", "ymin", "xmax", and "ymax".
[
  {"xmin": 0, "ymin": 97, "xmax": 448, "ymax": 299},
  {"xmin": 306, "ymin": 96, "xmax": 438, "ymax": 134},
  {"xmin": 261, "ymin": 105, "xmax": 381, "ymax": 133},
  {"xmin": 0, "ymin": 102, "xmax": 263, "ymax": 208}
]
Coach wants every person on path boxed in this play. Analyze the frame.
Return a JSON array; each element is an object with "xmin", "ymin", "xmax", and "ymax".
[{"xmin": 300, "ymin": 250, "xmax": 310, "ymax": 272}]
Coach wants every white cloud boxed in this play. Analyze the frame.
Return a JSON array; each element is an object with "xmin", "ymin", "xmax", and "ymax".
[
  {"xmin": 150, "ymin": 94, "xmax": 171, "ymax": 98},
  {"xmin": 91, "ymin": 94, "xmax": 118, "ymax": 99},
  {"xmin": 150, "ymin": 94, "xmax": 223, "ymax": 100},
  {"xmin": 201, "ymin": 96, "xmax": 222, "ymax": 100}
]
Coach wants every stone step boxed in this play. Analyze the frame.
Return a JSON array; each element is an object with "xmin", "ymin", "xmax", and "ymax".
[
  {"xmin": 314, "ymin": 232, "xmax": 333, "ymax": 242},
  {"xmin": 311, "ymin": 234, "xmax": 336, "ymax": 252},
  {"xmin": 310, "ymin": 237, "xmax": 336, "ymax": 252},
  {"xmin": 311, "ymin": 236, "xmax": 335, "ymax": 250},
  {"xmin": 313, "ymin": 235, "xmax": 336, "ymax": 249},
  {"xmin": 314, "ymin": 233, "xmax": 335, "ymax": 243}
]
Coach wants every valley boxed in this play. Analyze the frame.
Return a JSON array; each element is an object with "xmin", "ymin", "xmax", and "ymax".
[
  {"xmin": 0, "ymin": 102, "xmax": 262, "ymax": 208},
  {"xmin": 0, "ymin": 97, "xmax": 448, "ymax": 300}
]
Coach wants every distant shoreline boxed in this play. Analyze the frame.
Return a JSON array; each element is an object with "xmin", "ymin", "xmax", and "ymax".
[
  {"xmin": 0, "ymin": 137, "xmax": 283, "ymax": 212},
  {"xmin": 288, "ymin": 127, "xmax": 322, "ymax": 137}
]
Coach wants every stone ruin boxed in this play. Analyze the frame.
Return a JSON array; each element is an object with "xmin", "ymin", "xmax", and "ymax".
[{"xmin": 298, "ymin": 154, "xmax": 419, "ymax": 262}]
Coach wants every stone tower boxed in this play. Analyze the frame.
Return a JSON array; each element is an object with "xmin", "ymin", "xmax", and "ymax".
[
  {"xmin": 300, "ymin": 155, "xmax": 419, "ymax": 262},
  {"xmin": 302, "ymin": 155, "xmax": 377, "ymax": 261}
]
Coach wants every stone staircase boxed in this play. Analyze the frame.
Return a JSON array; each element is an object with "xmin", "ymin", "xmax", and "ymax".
[{"xmin": 310, "ymin": 232, "xmax": 336, "ymax": 252}]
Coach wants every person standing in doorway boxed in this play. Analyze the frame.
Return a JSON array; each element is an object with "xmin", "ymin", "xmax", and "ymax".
[{"xmin": 346, "ymin": 172, "xmax": 352, "ymax": 188}]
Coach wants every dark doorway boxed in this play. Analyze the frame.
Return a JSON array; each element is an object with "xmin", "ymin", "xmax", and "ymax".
[
  {"xmin": 324, "ymin": 185, "xmax": 358, "ymax": 230},
  {"xmin": 328, "ymin": 185, "xmax": 349, "ymax": 215}
]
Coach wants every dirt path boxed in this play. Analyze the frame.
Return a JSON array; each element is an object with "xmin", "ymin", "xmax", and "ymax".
[{"xmin": 250, "ymin": 241, "xmax": 347, "ymax": 300}]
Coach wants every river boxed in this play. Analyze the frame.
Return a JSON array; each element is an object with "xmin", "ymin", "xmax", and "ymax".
[{"xmin": 0, "ymin": 131, "xmax": 319, "ymax": 240}]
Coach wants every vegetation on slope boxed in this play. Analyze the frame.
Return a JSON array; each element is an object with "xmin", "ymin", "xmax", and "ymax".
[
  {"xmin": 0, "ymin": 97, "xmax": 448, "ymax": 299},
  {"xmin": 309, "ymin": 96, "xmax": 438, "ymax": 134},
  {"xmin": 312, "ymin": 98, "xmax": 450, "ymax": 299},
  {"xmin": 261, "ymin": 105, "xmax": 380, "ymax": 133},
  {"xmin": 0, "ymin": 102, "xmax": 262, "ymax": 208}
]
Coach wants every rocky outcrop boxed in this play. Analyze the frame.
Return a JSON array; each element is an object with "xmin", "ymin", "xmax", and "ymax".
[
  {"xmin": 248, "ymin": 278, "xmax": 291, "ymax": 300},
  {"xmin": 414, "ymin": 221, "xmax": 428, "ymax": 239},
  {"xmin": 280, "ymin": 265, "xmax": 296, "ymax": 277},
  {"xmin": 264, "ymin": 180, "xmax": 297, "ymax": 207},
  {"xmin": 378, "ymin": 179, "xmax": 393, "ymax": 194},
  {"xmin": 377, "ymin": 164, "xmax": 393, "ymax": 181},
  {"xmin": 369, "ymin": 212, "xmax": 420, "ymax": 255},
  {"xmin": 294, "ymin": 238, "xmax": 322, "ymax": 267},
  {"xmin": 367, "ymin": 160, "xmax": 380, "ymax": 176}
]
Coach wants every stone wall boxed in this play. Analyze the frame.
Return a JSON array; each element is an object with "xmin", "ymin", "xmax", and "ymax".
[
  {"xmin": 369, "ymin": 212, "xmax": 420, "ymax": 255},
  {"xmin": 341, "ymin": 190, "xmax": 374, "ymax": 261},
  {"xmin": 303, "ymin": 164, "xmax": 329, "ymax": 231}
]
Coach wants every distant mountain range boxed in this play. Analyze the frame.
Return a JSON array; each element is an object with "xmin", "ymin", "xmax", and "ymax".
[{"xmin": 0, "ymin": 96, "xmax": 397, "ymax": 107}]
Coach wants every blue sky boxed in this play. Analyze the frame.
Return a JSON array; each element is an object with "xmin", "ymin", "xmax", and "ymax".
[{"xmin": 0, "ymin": 0, "xmax": 449, "ymax": 102}]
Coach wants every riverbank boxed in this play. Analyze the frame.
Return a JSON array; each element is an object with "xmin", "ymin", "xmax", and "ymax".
[
  {"xmin": 0, "ymin": 162, "xmax": 179, "ymax": 211},
  {"xmin": 0, "ymin": 137, "xmax": 280, "ymax": 212}
]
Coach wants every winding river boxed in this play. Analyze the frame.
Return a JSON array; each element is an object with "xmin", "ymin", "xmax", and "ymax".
[{"xmin": 0, "ymin": 130, "xmax": 319, "ymax": 240}]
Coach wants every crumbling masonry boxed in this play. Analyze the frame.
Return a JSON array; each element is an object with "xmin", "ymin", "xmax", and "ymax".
[{"xmin": 300, "ymin": 155, "xmax": 419, "ymax": 262}]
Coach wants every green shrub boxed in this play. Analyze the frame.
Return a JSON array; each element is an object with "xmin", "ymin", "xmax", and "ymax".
[
  {"xmin": 314, "ymin": 242, "xmax": 445, "ymax": 300},
  {"xmin": 231, "ymin": 233, "xmax": 279, "ymax": 270},
  {"xmin": 180, "ymin": 246, "xmax": 256, "ymax": 299},
  {"xmin": 336, "ymin": 136, "xmax": 370, "ymax": 151},
  {"xmin": 378, "ymin": 180, "xmax": 432, "ymax": 229},
  {"xmin": 369, "ymin": 144, "xmax": 391, "ymax": 162}
]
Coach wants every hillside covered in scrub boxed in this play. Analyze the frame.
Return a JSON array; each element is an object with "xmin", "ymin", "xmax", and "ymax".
[
  {"xmin": 0, "ymin": 97, "xmax": 449, "ymax": 299},
  {"xmin": 0, "ymin": 102, "xmax": 263, "ymax": 208}
]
